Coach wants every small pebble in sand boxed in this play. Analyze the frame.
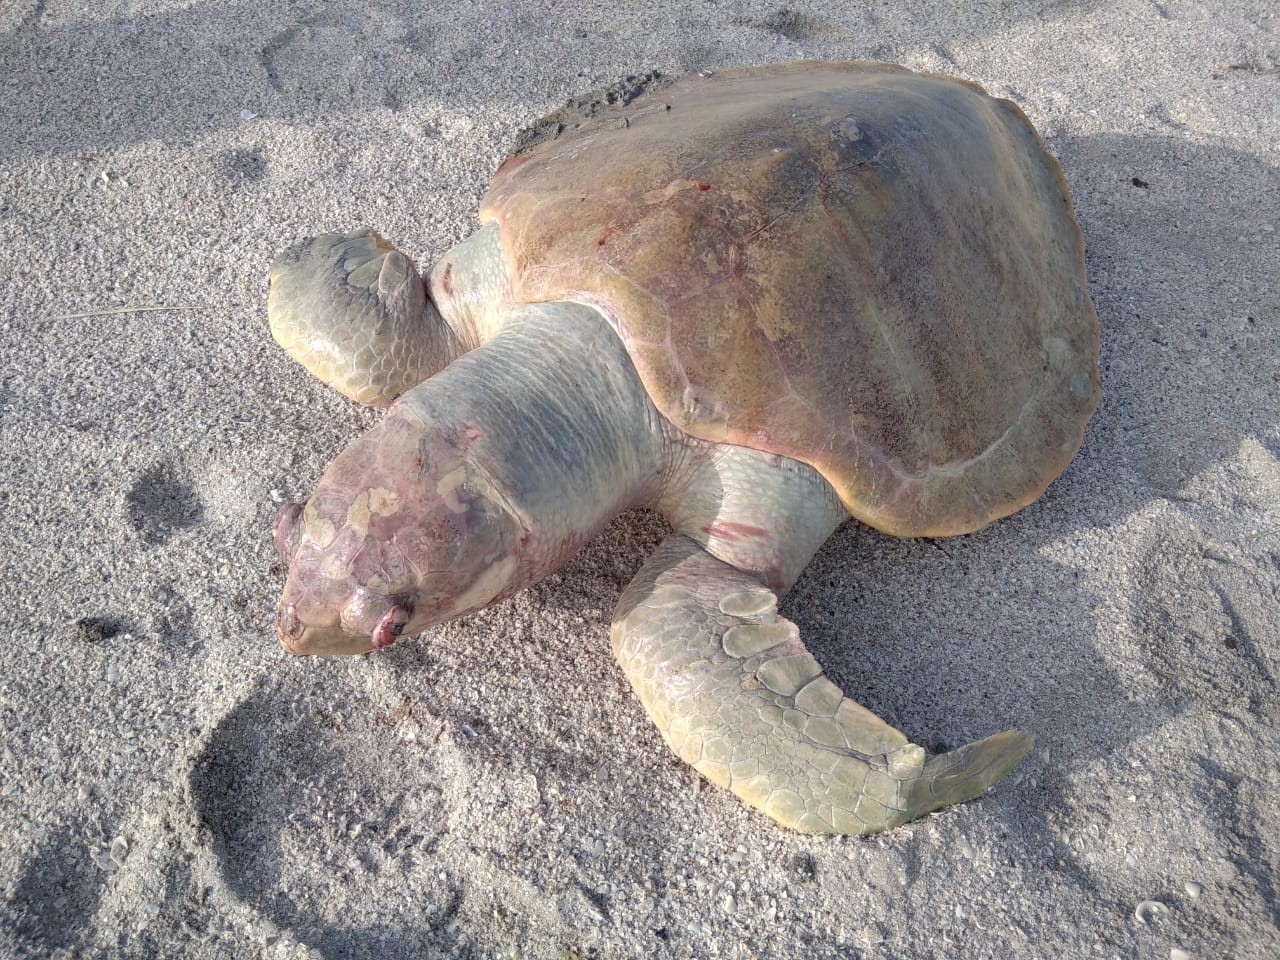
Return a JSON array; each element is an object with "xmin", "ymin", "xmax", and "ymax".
[
  {"xmin": 1184, "ymin": 880, "xmax": 1203, "ymax": 898},
  {"xmin": 1170, "ymin": 949, "xmax": 1193, "ymax": 960},
  {"xmin": 1134, "ymin": 900, "xmax": 1169, "ymax": 924},
  {"xmin": 74, "ymin": 616, "xmax": 122, "ymax": 643}
]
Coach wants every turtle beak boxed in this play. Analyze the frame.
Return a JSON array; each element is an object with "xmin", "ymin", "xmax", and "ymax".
[{"xmin": 277, "ymin": 602, "xmax": 376, "ymax": 656}]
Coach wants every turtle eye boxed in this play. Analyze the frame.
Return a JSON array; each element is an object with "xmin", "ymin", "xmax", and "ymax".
[{"xmin": 370, "ymin": 602, "xmax": 413, "ymax": 650}]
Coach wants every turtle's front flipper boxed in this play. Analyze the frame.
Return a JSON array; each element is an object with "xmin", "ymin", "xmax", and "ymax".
[
  {"xmin": 611, "ymin": 534, "xmax": 1033, "ymax": 835},
  {"xmin": 268, "ymin": 229, "xmax": 458, "ymax": 406}
]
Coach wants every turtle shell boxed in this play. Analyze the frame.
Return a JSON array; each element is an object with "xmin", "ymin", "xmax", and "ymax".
[{"xmin": 481, "ymin": 61, "xmax": 1100, "ymax": 537}]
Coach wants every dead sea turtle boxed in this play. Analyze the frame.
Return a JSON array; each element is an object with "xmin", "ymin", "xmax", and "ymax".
[{"xmin": 268, "ymin": 61, "xmax": 1100, "ymax": 834}]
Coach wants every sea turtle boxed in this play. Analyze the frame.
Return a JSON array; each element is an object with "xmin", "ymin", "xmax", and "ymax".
[{"xmin": 268, "ymin": 60, "xmax": 1100, "ymax": 835}]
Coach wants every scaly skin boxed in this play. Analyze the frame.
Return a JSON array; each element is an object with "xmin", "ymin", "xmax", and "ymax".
[
  {"xmin": 268, "ymin": 228, "xmax": 1035, "ymax": 833},
  {"xmin": 612, "ymin": 535, "xmax": 1033, "ymax": 834},
  {"xmin": 268, "ymin": 225, "xmax": 510, "ymax": 406},
  {"xmin": 274, "ymin": 300, "xmax": 668, "ymax": 655}
]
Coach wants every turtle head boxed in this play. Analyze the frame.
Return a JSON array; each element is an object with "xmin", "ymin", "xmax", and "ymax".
[{"xmin": 273, "ymin": 412, "xmax": 524, "ymax": 656}]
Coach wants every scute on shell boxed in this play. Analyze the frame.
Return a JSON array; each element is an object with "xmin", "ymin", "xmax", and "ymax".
[{"xmin": 482, "ymin": 60, "xmax": 1100, "ymax": 536}]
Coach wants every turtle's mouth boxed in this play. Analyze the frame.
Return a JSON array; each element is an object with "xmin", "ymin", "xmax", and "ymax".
[{"xmin": 277, "ymin": 603, "xmax": 376, "ymax": 656}]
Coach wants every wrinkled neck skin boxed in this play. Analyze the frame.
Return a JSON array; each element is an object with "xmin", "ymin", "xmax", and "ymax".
[
  {"xmin": 275, "ymin": 301, "xmax": 676, "ymax": 655},
  {"xmin": 398, "ymin": 301, "xmax": 675, "ymax": 588}
]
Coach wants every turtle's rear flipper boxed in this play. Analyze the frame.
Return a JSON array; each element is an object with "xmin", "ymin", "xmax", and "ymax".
[{"xmin": 610, "ymin": 534, "xmax": 1033, "ymax": 834}]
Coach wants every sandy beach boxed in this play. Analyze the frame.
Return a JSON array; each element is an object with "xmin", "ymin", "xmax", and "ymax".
[{"xmin": 1, "ymin": 1, "xmax": 1277, "ymax": 957}]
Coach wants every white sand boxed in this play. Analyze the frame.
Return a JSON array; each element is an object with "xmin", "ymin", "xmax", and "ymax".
[{"xmin": 2, "ymin": 1, "xmax": 1277, "ymax": 957}]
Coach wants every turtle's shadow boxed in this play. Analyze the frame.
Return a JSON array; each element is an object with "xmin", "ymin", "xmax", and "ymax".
[{"xmin": 763, "ymin": 127, "xmax": 1278, "ymax": 897}]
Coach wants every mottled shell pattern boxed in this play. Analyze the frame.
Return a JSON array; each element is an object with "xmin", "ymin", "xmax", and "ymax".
[{"xmin": 481, "ymin": 61, "xmax": 1100, "ymax": 536}]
